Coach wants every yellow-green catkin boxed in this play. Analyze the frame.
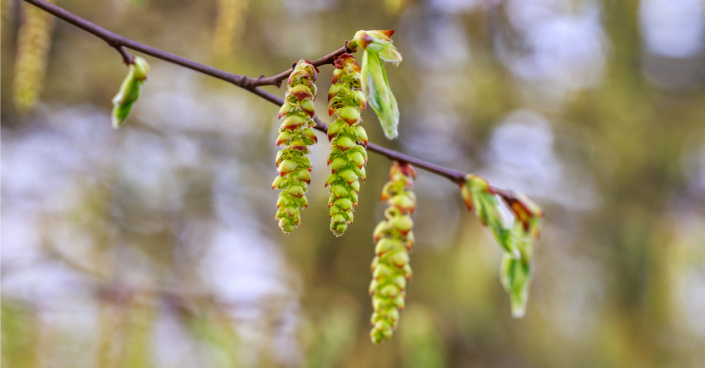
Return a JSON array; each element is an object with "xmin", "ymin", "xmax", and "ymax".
[
  {"xmin": 369, "ymin": 162, "xmax": 416, "ymax": 343},
  {"xmin": 13, "ymin": 0, "xmax": 56, "ymax": 113},
  {"xmin": 212, "ymin": 0, "xmax": 249, "ymax": 57},
  {"xmin": 2, "ymin": 0, "xmax": 13, "ymax": 28},
  {"xmin": 272, "ymin": 60, "xmax": 319, "ymax": 234},
  {"xmin": 325, "ymin": 54, "xmax": 369, "ymax": 236}
]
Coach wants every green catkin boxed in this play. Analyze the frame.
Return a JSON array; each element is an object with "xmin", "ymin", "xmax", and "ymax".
[
  {"xmin": 369, "ymin": 162, "xmax": 416, "ymax": 344},
  {"xmin": 326, "ymin": 54, "xmax": 369, "ymax": 236},
  {"xmin": 272, "ymin": 60, "xmax": 319, "ymax": 234}
]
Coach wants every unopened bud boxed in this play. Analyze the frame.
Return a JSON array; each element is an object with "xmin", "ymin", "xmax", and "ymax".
[
  {"xmin": 390, "ymin": 214, "xmax": 413, "ymax": 234},
  {"xmin": 288, "ymin": 84, "xmax": 313, "ymax": 101},
  {"xmin": 375, "ymin": 238, "xmax": 401, "ymax": 255},
  {"xmin": 281, "ymin": 115, "xmax": 306, "ymax": 130},
  {"xmin": 338, "ymin": 106, "xmax": 360, "ymax": 125},
  {"xmin": 277, "ymin": 160, "xmax": 298, "ymax": 176},
  {"xmin": 334, "ymin": 136, "xmax": 357, "ymax": 151}
]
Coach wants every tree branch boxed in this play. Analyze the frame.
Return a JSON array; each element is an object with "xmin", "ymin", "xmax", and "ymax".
[
  {"xmin": 115, "ymin": 45, "xmax": 134, "ymax": 65},
  {"xmin": 251, "ymin": 44, "xmax": 353, "ymax": 88},
  {"xmin": 22, "ymin": 0, "xmax": 469, "ymax": 186}
]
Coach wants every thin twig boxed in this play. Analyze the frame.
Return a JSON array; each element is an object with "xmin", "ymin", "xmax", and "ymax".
[
  {"xmin": 115, "ymin": 45, "xmax": 134, "ymax": 65},
  {"xmin": 251, "ymin": 44, "xmax": 353, "ymax": 88},
  {"xmin": 22, "ymin": 0, "xmax": 470, "ymax": 186}
]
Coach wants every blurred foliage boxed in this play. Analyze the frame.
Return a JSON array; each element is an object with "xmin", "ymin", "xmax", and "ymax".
[{"xmin": 2, "ymin": 0, "xmax": 705, "ymax": 367}]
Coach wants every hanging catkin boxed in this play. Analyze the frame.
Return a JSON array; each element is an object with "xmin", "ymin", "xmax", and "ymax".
[
  {"xmin": 325, "ymin": 54, "xmax": 369, "ymax": 236},
  {"xmin": 272, "ymin": 60, "xmax": 319, "ymax": 234},
  {"xmin": 13, "ymin": 1, "xmax": 56, "ymax": 113},
  {"xmin": 369, "ymin": 162, "xmax": 416, "ymax": 343}
]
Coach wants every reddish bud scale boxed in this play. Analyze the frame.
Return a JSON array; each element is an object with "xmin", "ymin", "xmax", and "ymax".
[
  {"xmin": 273, "ymin": 60, "xmax": 318, "ymax": 234},
  {"xmin": 354, "ymin": 30, "xmax": 396, "ymax": 49},
  {"xmin": 369, "ymin": 162, "xmax": 417, "ymax": 344},
  {"xmin": 496, "ymin": 190, "xmax": 544, "ymax": 238},
  {"xmin": 326, "ymin": 54, "xmax": 369, "ymax": 237}
]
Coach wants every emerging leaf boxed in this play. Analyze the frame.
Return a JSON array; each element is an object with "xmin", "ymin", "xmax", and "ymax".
[
  {"xmin": 498, "ymin": 190, "xmax": 544, "ymax": 239},
  {"xmin": 500, "ymin": 251, "xmax": 530, "ymax": 318},
  {"xmin": 461, "ymin": 175, "xmax": 544, "ymax": 318},
  {"xmin": 461, "ymin": 175, "xmax": 518, "ymax": 257},
  {"xmin": 354, "ymin": 30, "xmax": 402, "ymax": 140},
  {"xmin": 111, "ymin": 56, "xmax": 150, "ymax": 128},
  {"xmin": 353, "ymin": 30, "xmax": 402, "ymax": 65},
  {"xmin": 501, "ymin": 208, "xmax": 541, "ymax": 318}
]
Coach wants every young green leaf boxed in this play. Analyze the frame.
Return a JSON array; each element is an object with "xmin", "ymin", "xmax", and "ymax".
[
  {"xmin": 361, "ymin": 51, "xmax": 399, "ymax": 139},
  {"xmin": 461, "ymin": 175, "xmax": 544, "ymax": 318},
  {"xmin": 502, "ymin": 212, "xmax": 540, "ymax": 317},
  {"xmin": 353, "ymin": 30, "xmax": 402, "ymax": 140},
  {"xmin": 111, "ymin": 56, "xmax": 149, "ymax": 129},
  {"xmin": 461, "ymin": 175, "xmax": 519, "ymax": 257},
  {"xmin": 500, "ymin": 249, "xmax": 530, "ymax": 318}
]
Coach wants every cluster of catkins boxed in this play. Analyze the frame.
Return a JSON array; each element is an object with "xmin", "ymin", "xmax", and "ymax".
[
  {"xmin": 273, "ymin": 29, "xmax": 404, "ymax": 237},
  {"xmin": 369, "ymin": 162, "xmax": 416, "ymax": 343},
  {"xmin": 265, "ymin": 31, "xmax": 540, "ymax": 344},
  {"xmin": 272, "ymin": 60, "xmax": 319, "ymax": 233},
  {"xmin": 272, "ymin": 55, "xmax": 369, "ymax": 236}
]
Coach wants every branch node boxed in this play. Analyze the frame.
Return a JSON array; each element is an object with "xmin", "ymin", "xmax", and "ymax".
[
  {"xmin": 114, "ymin": 45, "xmax": 135, "ymax": 65},
  {"xmin": 240, "ymin": 77, "xmax": 254, "ymax": 90},
  {"xmin": 344, "ymin": 40, "xmax": 356, "ymax": 53}
]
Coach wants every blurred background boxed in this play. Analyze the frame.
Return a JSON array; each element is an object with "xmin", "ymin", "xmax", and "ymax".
[{"xmin": 2, "ymin": 0, "xmax": 705, "ymax": 366}]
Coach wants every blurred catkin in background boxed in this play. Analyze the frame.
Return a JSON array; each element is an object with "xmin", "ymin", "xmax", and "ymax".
[
  {"xmin": 212, "ymin": 0, "xmax": 249, "ymax": 58},
  {"xmin": 13, "ymin": 0, "xmax": 55, "ymax": 113}
]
